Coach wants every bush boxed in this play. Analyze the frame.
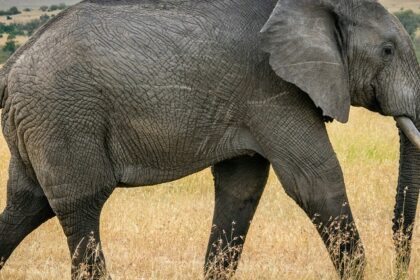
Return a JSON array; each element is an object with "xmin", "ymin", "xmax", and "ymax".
[
  {"xmin": 415, "ymin": 37, "xmax": 420, "ymax": 62},
  {"xmin": 47, "ymin": 3, "xmax": 67, "ymax": 12},
  {"xmin": 40, "ymin": 6, "xmax": 48, "ymax": 12},
  {"xmin": 39, "ymin": 14, "xmax": 51, "ymax": 22},
  {"xmin": 394, "ymin": 10, "xmax": 420, "ymax": 39},
  {"xmin": 21, "ymin": 14, "xmax": 51, "ymax": 36},
  {"xmin": 0, "ymin": 14, "xmax": 51, "ymax": 37},
  {"xmin": 8, "ymin": 7, "xmax": 19, "ymax": 15},
  {"xmin": 0, "ymin": 49, "xmax": 11, "ymax": 64},
  {"xmin": 0, "ymin": 6, "xmax": 21, "ymax": 16},
  {"xmin": 3, "ymin": 39, "xmax": 19, "ymax": 54},
  {"xmin": 48, "ymin": 5, "xmax": 59, "ymax": 12},
  {"xmin": 23, "ymin": 8, "xmax": 31, "ymax": 12},
  {"xmin": 58, "ymin": 3, "xmax": 67, "ymax": 10}
]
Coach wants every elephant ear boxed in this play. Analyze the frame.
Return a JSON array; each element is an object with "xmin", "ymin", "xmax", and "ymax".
[{"xmin": 261, "ymin": 0, "xmax": 350, "ymax": 123}]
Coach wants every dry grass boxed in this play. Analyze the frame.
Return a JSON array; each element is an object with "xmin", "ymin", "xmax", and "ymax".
[
  {"xmin": 381, "ymin": 0, "xmax": 420, "ymax": 12},
  {"xmin": 0, "ymin": 108, "xmax": 418, "ymax": 280},
  {"xmin": 0, "ymin": 9, "xmax": 57, "ymax": 24},
  {"xmin": 0, "ymin": 34, "xmax": 28, "ymax": 46}
]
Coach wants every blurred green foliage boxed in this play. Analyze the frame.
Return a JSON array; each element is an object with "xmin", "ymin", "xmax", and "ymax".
[
  {"xmin": 3, "ymin": 39, "xmax": 18, "ymax": 53},
  {"xmin": 0, "ymin": 14, "xmax": 51, "ymax": 63},
  {"xmin": 0, "ymin": 13, "xmax": 50, "ymax": 37},
  {"xmin": 394, "ymin": 9, "xmax": 420, "ymax": 61},
  {"xmin": 0, "ymin": 6, "xmax": 20, "ymax": 16},
  {"xmin": 395, "ymin": 9, "xmax": 420, "ymax": 39}
]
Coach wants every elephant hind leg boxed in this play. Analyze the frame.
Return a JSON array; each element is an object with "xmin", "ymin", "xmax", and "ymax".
[
  {"xmin": 0, "ymin": 157, "xmax": 55, "ymax": 269},
  {"xmin": 48, "ymin": 186, "xmax": 114, "ymax": 280},
  {"xmin": 204, "ymin": 154, "xmax": 270, "ymax": 280},
  {"xmin": 0, "ymin": 200, "xmax": 54, "ymax": 269},
  {"xmin": 32, "ymin": 138, "xmax": 117, "ymax": 280}
]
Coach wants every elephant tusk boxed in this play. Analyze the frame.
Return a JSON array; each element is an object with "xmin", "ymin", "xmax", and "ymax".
[{"xmin": 395, "ymin": 117, "xmax": 420, "ymax": 150}]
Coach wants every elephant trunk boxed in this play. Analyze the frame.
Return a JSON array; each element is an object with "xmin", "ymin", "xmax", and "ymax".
[{"xmin": 393, "ymin": 118, "xmax": 420, "ymax": 277}]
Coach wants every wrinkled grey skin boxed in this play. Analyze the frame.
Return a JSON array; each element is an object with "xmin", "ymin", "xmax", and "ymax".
[{"xmin": 0, "ymin": 0, "xmax": 418, "ymax": 279}]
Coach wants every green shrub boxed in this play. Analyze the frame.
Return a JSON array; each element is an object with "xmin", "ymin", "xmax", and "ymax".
[
  {"xmin": 394, "ymin": 10, "xmax": 420, "ymax": 39},
  {"xmin": 0, "ymin": 6, "xmax": 21, "ymax": 16},
  {"xmin": 48, "ymin": 5, "xmax": 59, "ymax": 12},
  {"xmin": 415, "ymin": 37, "xmax": 420, "ymax": 62},
  {"xmin": 58, "ymin": 3, "xmax": 67, "ymax": 10},
  {"xmin": 0, "ymin": 49, "xmax": 11, "ymax": 64},
  {"xmin": 3, "ymin": 39, "xmax": 19, "ymax": 54},
  {"xmin": 25, "ymin": 14, "xmax": 51, "ymax": 36}
]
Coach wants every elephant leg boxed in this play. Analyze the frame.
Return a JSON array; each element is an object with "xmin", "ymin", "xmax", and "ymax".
[
  {"xmin": 250, "ymin": 98, "xmax": 365, "ymax": 279},
  {"xmin": 33, "ymin": 140, "xmax": 117, "ymax": 280},
  {"xmin": 51, "ymin": 188, "xmax": 113, "ymax": 280},
  {"xmin": 0, "ymin": 156, "xmax": 55, "ymax": 269},
  {"xmin": 204, "ymin": 154, "xmax": 270, "ymax": 280},
  {"xmin": 272, "ymin": 157, "xmax": 365, "ymax": 279}
]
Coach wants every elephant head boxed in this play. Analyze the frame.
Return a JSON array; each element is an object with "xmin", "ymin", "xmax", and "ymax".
[{"xmin": 261, "ymin": 0, "xmax": 420, "ymax": 273}]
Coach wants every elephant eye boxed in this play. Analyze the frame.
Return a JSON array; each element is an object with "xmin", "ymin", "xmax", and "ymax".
[{"xmin": 381, "ymin": 43, "xmax": 395, "ymax": 60}]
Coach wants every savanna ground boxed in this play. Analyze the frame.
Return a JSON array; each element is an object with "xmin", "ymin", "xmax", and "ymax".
[
  {"xmin": 0, "ymin": 1, "xmax": 419, "ymax": 280},
  {"xmin": 382, "ymin": 0, "xmax": 420, "ymax": 13}
]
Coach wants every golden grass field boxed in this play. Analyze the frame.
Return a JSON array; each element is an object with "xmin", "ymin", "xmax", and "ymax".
[
  {"xmin": 0, "ymin": 1, "xmax": 418, "ymax": 280},
  {"xmin": 0, "ymin": 10, "xmax": 57, "ymax": 24},
  {"xmin": 381, "ymin": 0, "xmax": 420, "ymax": 12},
  {"xmin": 0, "ymin": 109, "xmax": 418, "ymax": 280},
  {"xmin": 0, "ymin": 34, "xmax": 27, "ymax": 46}
]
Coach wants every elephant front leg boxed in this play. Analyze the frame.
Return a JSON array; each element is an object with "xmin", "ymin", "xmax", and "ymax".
[
  {"xmin": 273, "ymin": 158, "xmax": 365, "ymax": 279},
  {"xmin": 250, "ymin": 102, "xmax": 365, "ymax": 279},
  {"xmin": 204, "ymin": 154, "xmax": 270, "ymax": 280}
]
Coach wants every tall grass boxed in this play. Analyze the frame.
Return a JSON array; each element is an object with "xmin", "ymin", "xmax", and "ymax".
[{"xmin": 0, "ymin": 108, "xmax": 418, "ymax": 279}]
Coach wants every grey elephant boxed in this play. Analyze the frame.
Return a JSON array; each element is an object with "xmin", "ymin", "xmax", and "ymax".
[{"xmin": 0, "ymin": 0, "xmax": 419, "ymax": 279}]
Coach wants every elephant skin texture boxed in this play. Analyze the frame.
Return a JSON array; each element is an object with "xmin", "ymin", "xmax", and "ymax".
[{"xmin": 0, "ymin": 0, "xmax": 419, "ymax": 279}]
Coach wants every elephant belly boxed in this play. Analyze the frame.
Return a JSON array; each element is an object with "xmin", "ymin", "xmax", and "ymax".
[{"xmin": 112, "ymin": 124, "xmax": 263, "ymax": 186}]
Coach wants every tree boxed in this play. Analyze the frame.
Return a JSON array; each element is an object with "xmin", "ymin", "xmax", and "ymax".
[
  {"xmin": 3, "ymin": 39, "xmax": 18, "ymax": 54},
  {"xmin": 58, "ymin": 3, "xmax": 67, "ymax": 10},
  {"xmin": 8, "ymin": 7, "xmax": 20, "ymax": 15},
  {"xmin": 39, "ymin": 14, "xmax": 51, "ymax": 22},
  {"xmin": 20, "ymin": 15, "xmax": 51, "ymax": 36},
  {"xmin": 40, "ymin": 6, "xmax": 49, "ymax": 12},
  {"xmin": 48, "ymin": 5, "xmax": 59, "ymax": 12},
  {"xmin": 0, "ymin": 6, "xmax": 21, "ymax": 16},
  {"xmin": 394, "ymin": 10, "xmax": 420, "ymax": 39}
]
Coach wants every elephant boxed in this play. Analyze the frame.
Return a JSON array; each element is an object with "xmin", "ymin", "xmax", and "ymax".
[{"xmin": 0, "ymin": 0, "xmax": 419, "ymax": 279}]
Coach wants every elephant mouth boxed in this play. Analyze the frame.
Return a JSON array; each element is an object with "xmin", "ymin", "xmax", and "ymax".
[
  {"xmin": 395, "ymin": 116, "xmax": 420, "ymax": 150},
  {"xmin": 369, "ymin": 83, "xmax": 420, "ymax": 149},
  {"xmin": 366, "ymin": 83, "xmax": 384, "ymax": 114}
]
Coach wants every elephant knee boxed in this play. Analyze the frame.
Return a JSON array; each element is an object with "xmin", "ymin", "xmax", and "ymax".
[{"xmin": 274, "ymin": 157, "xmax": 347, "ymax": 220}]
